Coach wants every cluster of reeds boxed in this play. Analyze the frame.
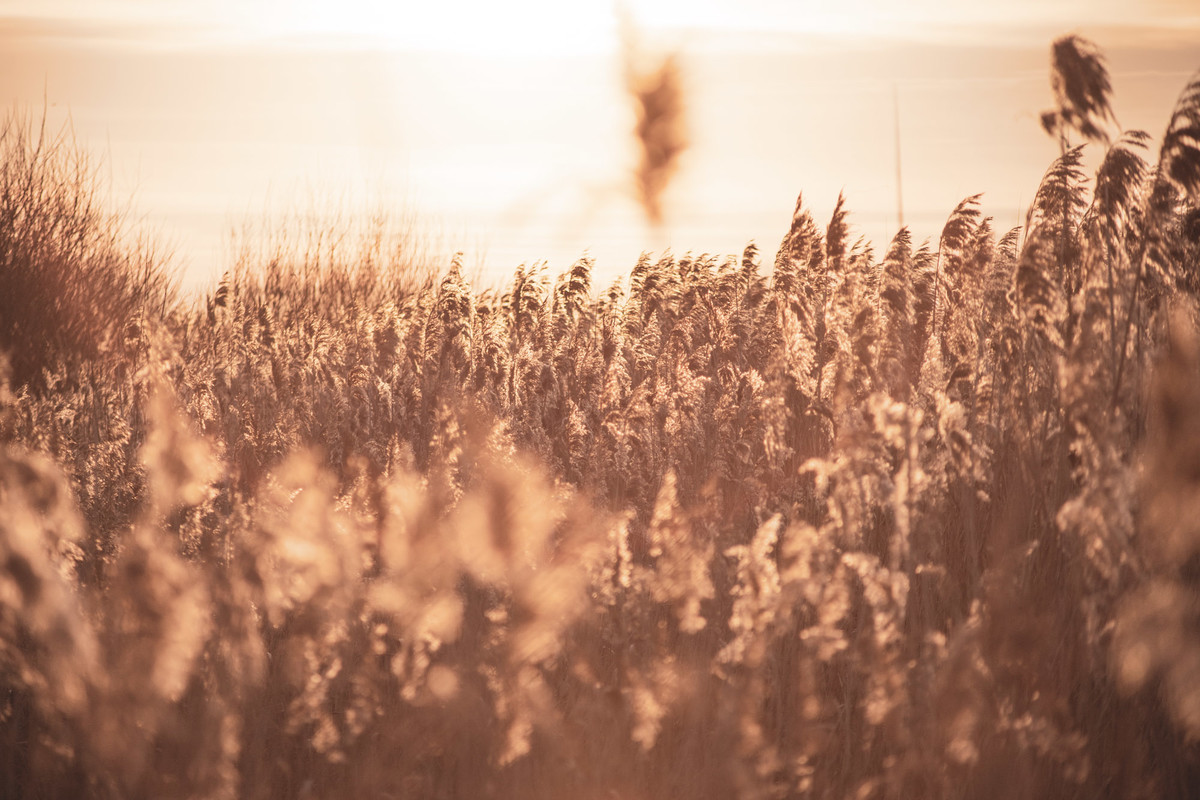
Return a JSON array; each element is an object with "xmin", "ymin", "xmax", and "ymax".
[
  {"xmin": 0, "ymin": 109, "xmax": 176, "ymax": 391},
  {"xmin": 2, "ymin": 38, "xmax": 1200, "ymax": 800}
]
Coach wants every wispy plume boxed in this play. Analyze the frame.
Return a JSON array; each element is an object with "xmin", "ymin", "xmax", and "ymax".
[
  {"xmin": 619, "ymin": 6, "xmax": 687, "ymax": 229},
  {"xmin": 1040, "ymin": 34, "xmax": 1118, "ymax": 150}
]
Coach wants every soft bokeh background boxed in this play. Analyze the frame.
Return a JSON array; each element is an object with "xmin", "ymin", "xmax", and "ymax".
[{"xmin": 2, "ymin": 0, "xmax": 1197, "ymax": 290}]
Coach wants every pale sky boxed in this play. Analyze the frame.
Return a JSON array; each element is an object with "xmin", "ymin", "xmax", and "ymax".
[
  {"xmin": 2, "ymin": 1, "xmax": 1198, "ymax": 289},
  {"xmin": 10, "ymin": 0, "xmax": 1200, "ymax": 49}
]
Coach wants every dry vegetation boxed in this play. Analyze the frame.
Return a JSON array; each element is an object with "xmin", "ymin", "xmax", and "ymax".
[{"xmin": 2, "ymin": 37, "xmax": 1200, "ymax": 800}]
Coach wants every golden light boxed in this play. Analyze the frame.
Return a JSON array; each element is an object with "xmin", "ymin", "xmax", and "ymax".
[{"xmin": 234, "ymin": 0, "xmax": 620, "ymax": 56}]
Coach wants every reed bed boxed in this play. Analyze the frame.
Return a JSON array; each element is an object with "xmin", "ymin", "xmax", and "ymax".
[{"xmin": 2, "ymin": 37, "xmax": 1200, "ymax": 800}]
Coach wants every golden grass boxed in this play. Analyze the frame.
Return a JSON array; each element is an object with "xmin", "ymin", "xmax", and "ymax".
[{"xmin": 2, "ymin": 35, "xmax": 1200, "ymax": 800}]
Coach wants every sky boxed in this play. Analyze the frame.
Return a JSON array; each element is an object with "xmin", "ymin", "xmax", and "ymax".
[{"xmin": 1, "ymin": 0, "xmax": 1198, "ymax": 290}]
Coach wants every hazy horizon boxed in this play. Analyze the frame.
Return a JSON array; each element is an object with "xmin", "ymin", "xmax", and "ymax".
[{"xmin": 2, "ymin": 1, "xmax": 1198, "ymax": 290}]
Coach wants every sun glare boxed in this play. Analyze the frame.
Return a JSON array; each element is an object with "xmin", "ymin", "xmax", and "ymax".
[
  {"xmin": 239, "ymin": 0, "xmax": 914, "ymax": 53},
  {"xmin": 237, "ymin": 0, "xmax": 620, "ymax": 55}
]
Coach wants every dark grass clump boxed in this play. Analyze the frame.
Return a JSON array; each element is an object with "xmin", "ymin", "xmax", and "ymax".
[{"xmin": 0, "ymin": 108, "xmax": 176, "ymax": 390}]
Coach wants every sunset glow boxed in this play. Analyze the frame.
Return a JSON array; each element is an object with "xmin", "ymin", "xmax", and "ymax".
[
  {"xmin": 16, "ymin": 0, "xmax": 1198, "ymax": 50},
  {"xmin": 1, "ymin": 0, "xmax": 1197, "ymax": 288}
]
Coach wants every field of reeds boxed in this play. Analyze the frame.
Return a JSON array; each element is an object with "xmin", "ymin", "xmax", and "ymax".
[{"xmin": 2, "ymin": 36, "xmax": 1200, "ymax": 800}]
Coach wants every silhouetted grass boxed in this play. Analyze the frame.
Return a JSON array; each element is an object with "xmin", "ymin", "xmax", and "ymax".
[{"xmin": 0, "ymin": 108, "xmax": 176, "ymax": 390}]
